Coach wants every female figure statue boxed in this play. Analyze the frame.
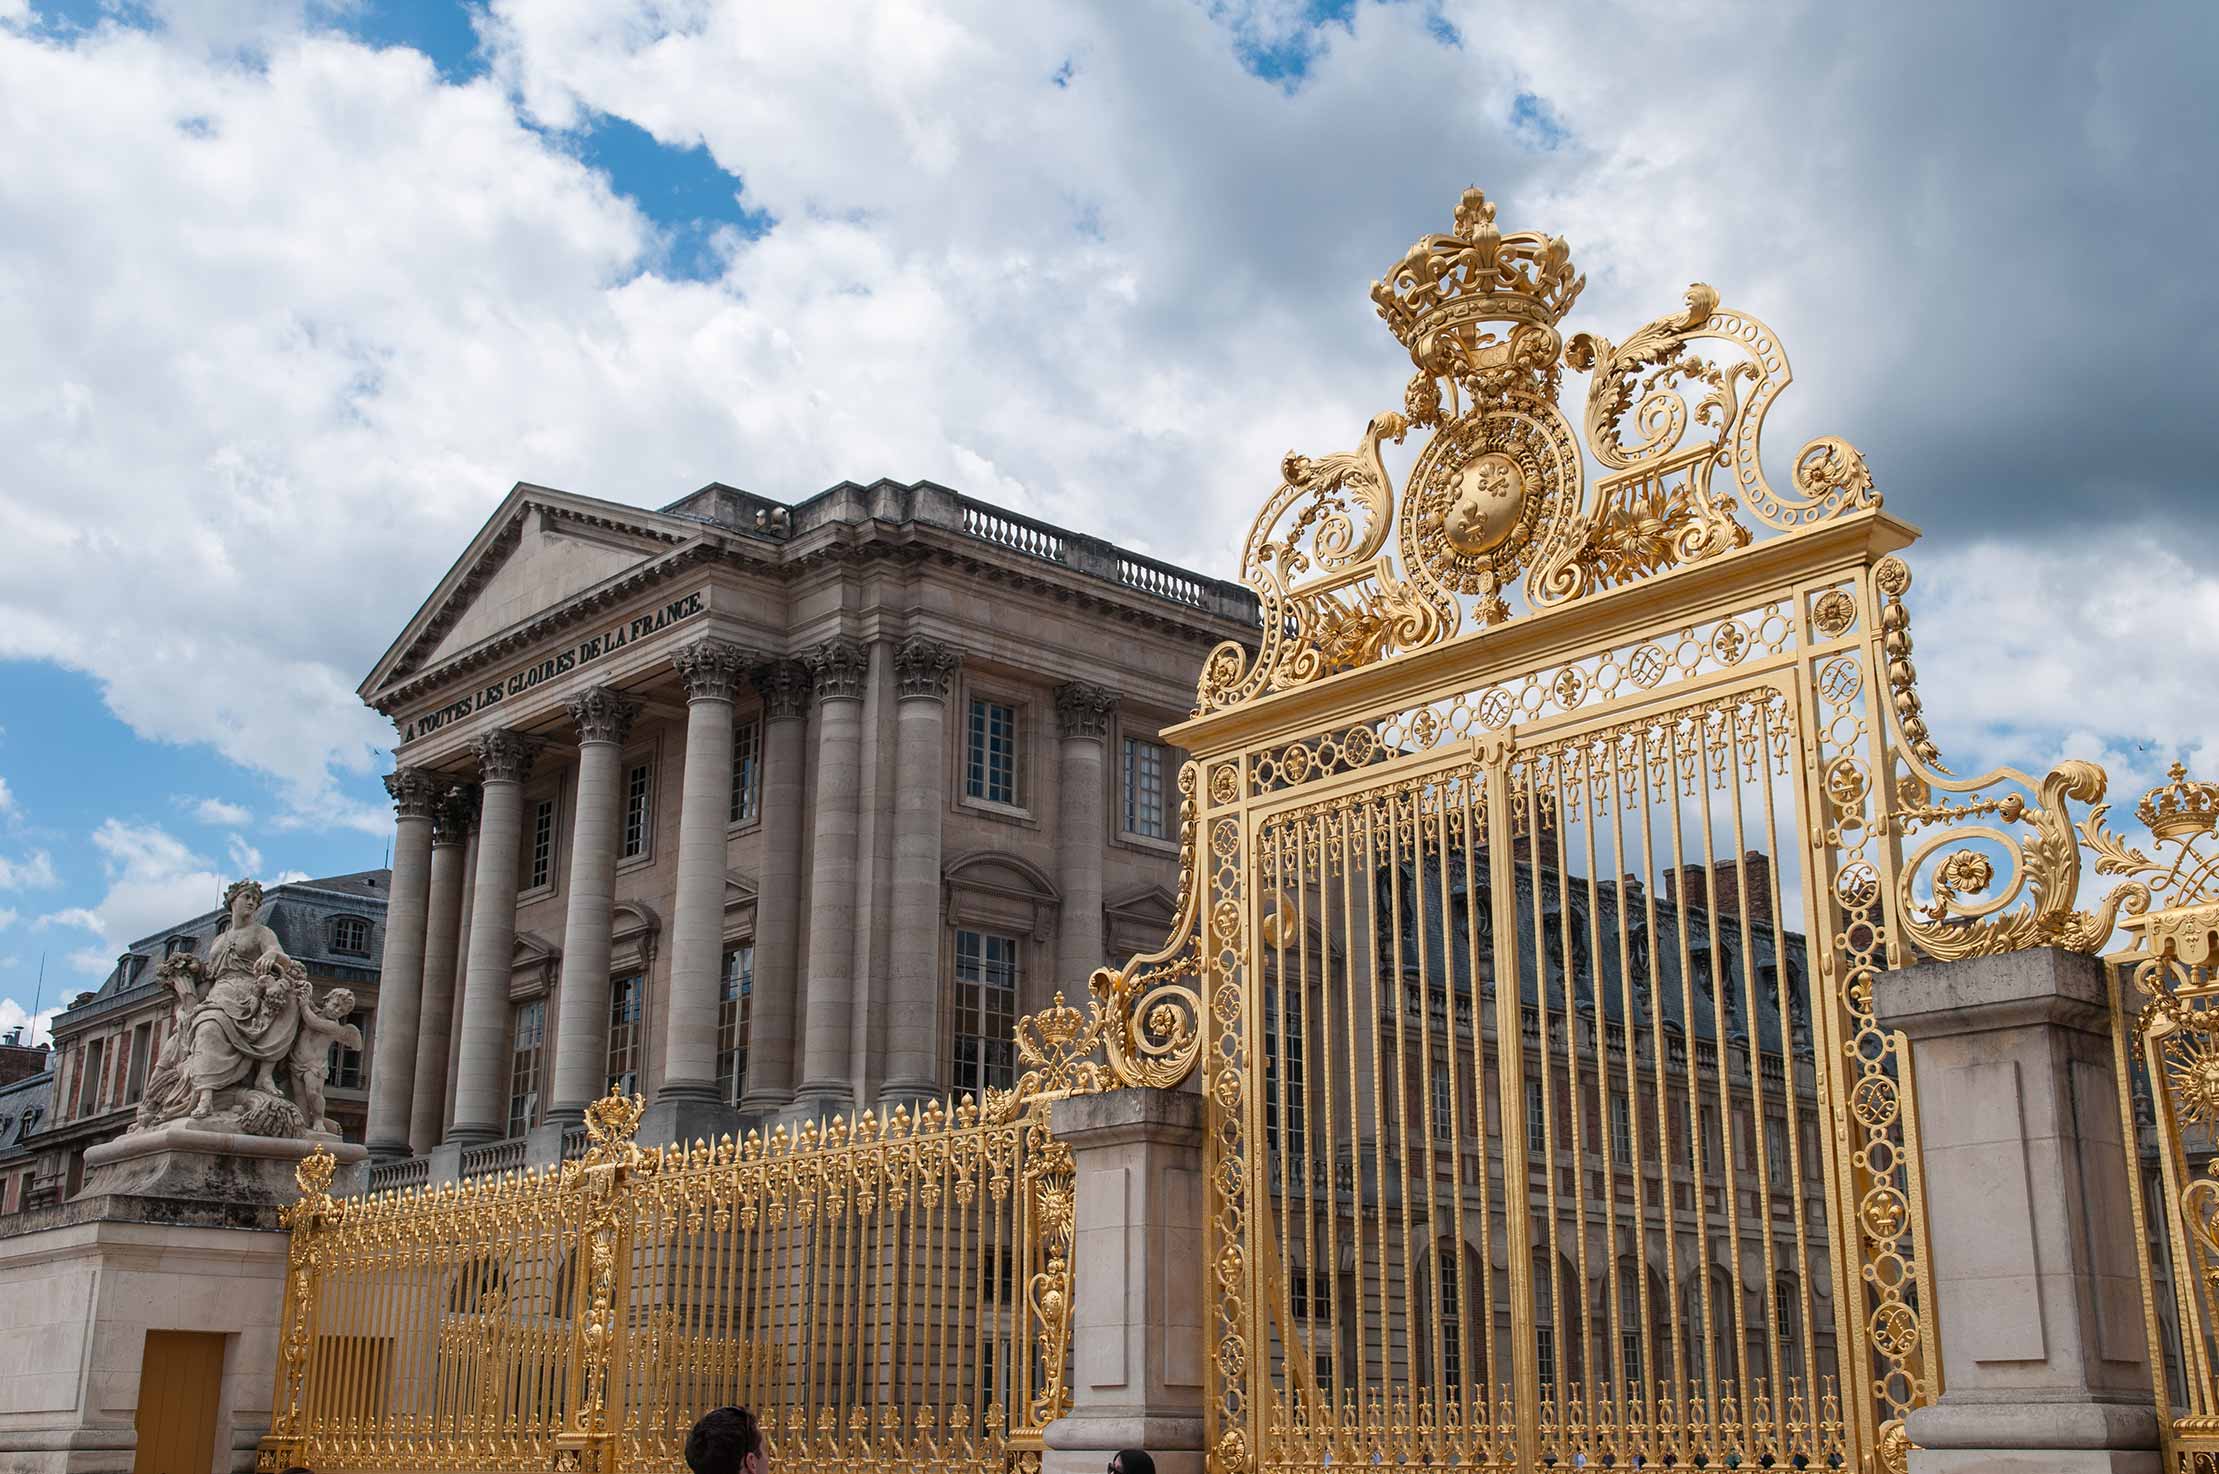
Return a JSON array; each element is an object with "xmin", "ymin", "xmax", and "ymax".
[{"xmin": 181, "ymin": 879, "xmax": 306, "ymax": 1122}]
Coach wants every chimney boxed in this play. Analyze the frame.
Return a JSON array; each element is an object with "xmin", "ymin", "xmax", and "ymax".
[{"xmin": 1664, "ymin": 853, "xmax": 1775, "ymax": 928}]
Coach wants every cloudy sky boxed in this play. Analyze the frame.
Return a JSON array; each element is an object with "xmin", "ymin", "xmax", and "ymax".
[{"xmin": 0, "ymin": 0, "xmax": 2212, "ymax": 1039}]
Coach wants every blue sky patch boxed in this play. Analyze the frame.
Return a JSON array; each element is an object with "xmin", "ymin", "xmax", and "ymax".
[
  {"xmin": 1510, "ymin": 90, "xmax": 1570, "ymax": 151},
  {"xmin": 574, "ymin": 115, "xmax": 773, "ymax": 283},
  {"xmin": 342, "ymin": 0, "xmax": 487, "ymax": 84}
]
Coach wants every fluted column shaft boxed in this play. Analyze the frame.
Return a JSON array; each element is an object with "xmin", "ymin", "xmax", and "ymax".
[
  {"xmin": 548, "ymin": 688, "xmax": 639, "ymax": 1123},
  {"xmin": 662, "ymin": 641, "xmax": 754, "ymax": 1100},
  {"xmin": 885, "ymin": 637, "xmax": 959, "ymax": 1099},
  {"xmin": 448, "ymin": 731, "xmax": 535, "ymax": 1144},
  {"xmin": 410, "ymin": 786, "xmax": 475, "ymax": 1152},
  {"xmin": 366, "ymin": 768, "xmax": 438, "ymax": 1157},
  {"xmin": 741, "ymin": 661, "xmax": 810, "ymax": 1113},
  {"xmin": 797, "ymin": 637, "xmax": 868, "ymax": 1109},
  {"xmin": 1055, "ymin": 683, "xmax": 1117, "ymax": 993}
]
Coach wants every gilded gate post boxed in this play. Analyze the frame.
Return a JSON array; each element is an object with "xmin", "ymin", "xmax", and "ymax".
[
  {"xmin": 256, "ymin": 1143, "xmax": 337, "ymax": 1474},
  {"xmin": 552, "ymin": 1090, "xmax": 643, "ymax": 1474}
]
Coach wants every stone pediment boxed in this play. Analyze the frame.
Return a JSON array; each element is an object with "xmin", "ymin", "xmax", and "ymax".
[{"xmin": 362, "ymin": 486, "xmax": 703, "ymax": 701}]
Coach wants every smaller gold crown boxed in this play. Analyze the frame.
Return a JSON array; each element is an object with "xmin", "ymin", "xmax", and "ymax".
[
  {"xmin": 1371, "ymin": 187, "xmax": 1584, "ymax": 377},
  {"xmin": 2138, "ymin": 761, "xmax": 2219, "ymax": 842},
  {"xmin": 1029, "ymin": 990, "xmax": 1087, "ymax": 1050}
]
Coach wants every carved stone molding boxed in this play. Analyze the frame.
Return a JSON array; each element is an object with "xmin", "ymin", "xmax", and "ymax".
[
  {"xmin": 805, "ymin": 636, "xmax": 870, "ymax": 704},
  {"xmin": 1055, "ymin": 681, "xmax": 1120, "ymax": 741},
  {"xmin": 673, "ymin": 638, "xmax": 756, "ymax": 704},
  {"xmin": 473, "ymin": 729, "xmax": 539, "ymax": 784},
  {"xmin": 383, "ymin": 767, "xmax": 442, "ymax": 822},
  {"xmin": 566, "ymin": 686, "xmax": 641, "ymax": 745},
  {"xmin": 894, "ymin": 635, "xmax": 961, "ymax": 702},
  {"xmin": 755, "ymin": 659, "xmax": 813, "ymax": 722},
  {"xmin": 431, "ymin": 783, "xmax": 480, "ymax": 846}
]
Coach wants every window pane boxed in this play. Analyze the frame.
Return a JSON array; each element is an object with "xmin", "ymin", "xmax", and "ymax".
[
  {"xmin": 508, "ymin": 998, "xmax": 545, "ymax": 1137},
  {"xmin": 1122, "ymin": 737, "xmax": 1168, "ymax": 838},
  {"xmin": 607, "ymin": 974, "xmax": 643, "ymax": 1095},
  {"xmin": 730, "ymin": 719, "xmax": 761, "ymax": 825},
  {"xmin": 717, "ymin": 945, "xmax": 754, "ymax": 1104},
  {"xmin": 966, "ymin": 699, "xmax": 1017, "ymax": 805},
  {"xmin": 953, "ymin": 927, "xmax": 1020, "ymax": 1094},
  {"xmin": 531, "ymin": 799, "xmax": 555, "ymax": 889},
  {"xmin": 623, "ymin": 763, "xmax": 651, "ymax": 858}
]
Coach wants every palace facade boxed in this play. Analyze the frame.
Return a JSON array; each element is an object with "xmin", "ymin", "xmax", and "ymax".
[
  {"xmin": 0, "ymin": 871, "xmax": 389, "ymax": 1214},
  {"xmin": 359, "ymin": 477, "xmax": 1256, "ymax": 1182}
]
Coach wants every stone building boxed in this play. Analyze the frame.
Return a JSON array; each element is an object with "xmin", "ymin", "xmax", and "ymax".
[
  {"xmin": 0, "ymin": 872, "xmax": 389, "ymax": 1211},
  {"xmin": 358, "ymin": 477, "xmax": 1256, "ymax": 1181}
]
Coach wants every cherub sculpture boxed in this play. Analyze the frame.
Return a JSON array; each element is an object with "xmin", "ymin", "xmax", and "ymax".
[{"xmin": 286, "ymin": 984, "xmax": 360, "ymax": 1136}]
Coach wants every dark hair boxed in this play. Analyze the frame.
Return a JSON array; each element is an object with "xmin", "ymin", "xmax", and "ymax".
[
  {"xmin": 684, "ymin": 1406, "xmax": 762, "ymax": 1474},
  {"xmin": 1113, "ymin": 1452, "xmax": 1156, "ymax": 1474}
]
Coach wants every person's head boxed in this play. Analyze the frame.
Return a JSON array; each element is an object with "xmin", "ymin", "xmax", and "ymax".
[
  {"xmin": 685, "ymin": 1406, "xmax": 764, "ymax": 1474},
  {"xmin": 1109, "ymin": 1452, "xmax": 1155, "ymax": 1474},
  {"xmin": 223, "ymin": 877, "xmax": 263, "ymax": 925}
]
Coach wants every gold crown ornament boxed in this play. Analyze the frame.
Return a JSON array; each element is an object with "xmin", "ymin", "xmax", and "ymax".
[
  {"xmin": 2138, "ymin": 761, "xmax": 2219, "ymax": 843},
  {"xmin": 1371, "ymin": 187, "xmax": 1585, "ymax": 406}
]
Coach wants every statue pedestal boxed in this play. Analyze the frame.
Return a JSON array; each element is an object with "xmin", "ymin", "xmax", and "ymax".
[
  {"xmin": 78, "ymin": 1126, "xmax": 366, "ymax": 1218},
  {"xmin": 0, "ymin": 1131, "xmax": 360, "ymax": 1472}
]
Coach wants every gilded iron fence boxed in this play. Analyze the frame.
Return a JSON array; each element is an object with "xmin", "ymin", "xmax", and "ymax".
[{"xmin": 258, "ymin": 1088, "xmax": 1078, "ymax": 1474}]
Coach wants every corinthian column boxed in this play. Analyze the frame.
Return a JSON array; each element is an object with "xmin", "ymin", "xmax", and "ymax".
[
  {"xmin": 410, "ymin": 783, "xmax": 475, "ymax": 1153},
  {"xmin": 884, "ymin": 636, "xmax": 960, "ymax": 1105},
  {"xmin": 795, "ymin": 636, "xmax": 868, "ymax": 1113},
  {"xmin": 642, "ymin": 639, "xmax": 756, "ymax": 1148},
  {"xmin": 547, "ymin": 686, "xmax": 640, "ymax": 1125},
  {"xmin": 447, "ymin": 730, "xmax": 536, "ymax": 1144},
  {"xmin": 1054, "ymin": 682, "xmax": 1118, "ymax": 995},
  {"xmin": 365, "ymin": 767, "xmax": 438, "ymax": 1158},
  {"xmin": 741, "ymin": 660, "xmax": 810, "ymax": 1116}
]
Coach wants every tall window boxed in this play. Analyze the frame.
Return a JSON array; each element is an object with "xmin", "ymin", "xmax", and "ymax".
[
  {"xmin": 327, "ymin": 1010, "xmax": 367, "ymax": 1088},
  {"xmin": 1262, "ymin": 986, "xmax": 1305, "ymax": 1157},
  {"xmin": 331, "ymin": 915, "xmax": 371, "ymax": 956},
  {"xmin": 125, "ymin": 1022, "xmax": 152, "ymax": 1104},
  {"xmin": 730, "ymin": 719, "xmax": 762, "ymax": 825},
  {"xmin": 1526, "ymin": 1076, "xmax": 1547, "ymax": 1156},
  {"xmin": 622, "ymin": 762, "xmax": 653, "ymax": 859},
  {"xmin": 966, "ymin": 698, "xmax": 1018, "ymax": 806},
  {"xmin": 530, "ymin": 797, "xmax": 556, "ymax": 889},
  {"xmin": 74, "ymin": 1039, "xmax": 105, "ymax": 1118},
  {"xmin": 952, "ymin": 929, "xmax": 1018, "ymax": 1094},
  {"xmin": 1431, "ymin": 1061, "xmax": 1453, "ymax": 1139},
  {"xmin": 1611, "ymin": 1093, "xmax": 1633, "ymax": 1166},
  {"xmin": 1535, "ymin": 1323, "xmax": 1557, "ymax": 1388},
  {"xmin": 1439, "ymin": 1254, "xmax": 1463, "ymax": 1388},
  {"xmin": 507, "ymin": 999, "xmax": 545, "ymax": 1137},
  {"xmin": 716, "ymin": 946, "xmax": 754, "ymax": 1105},
  {"xmin": 607, "ymin": 974, "xmax": 644, "ymax": 1095},
  {"xmin": 1766, "ymin": 1112, "xmax": 1789, "ymax": 1187},
  {"xmin": 1122, "ymin": 736, "xmax": 1168, "ymax": 838}
]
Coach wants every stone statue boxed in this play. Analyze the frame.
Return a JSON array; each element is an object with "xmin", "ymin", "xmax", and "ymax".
[{"xmin": 130, "ymin": 878, "xmax": 356, "ymax": 1140}]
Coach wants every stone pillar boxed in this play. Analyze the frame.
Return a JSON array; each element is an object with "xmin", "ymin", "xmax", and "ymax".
[
  {"xmin": 1054, "ymin": 682, "xmax": 1117, "ymax": 994},
  {"xmin": 1872, "ymin": 947, "xmax": 2159, "ymax": 1474},
  {"xmin": 741, "ymin": 659, "xmax": 810, "ymax": 1116},
  {"xmin": 410, "ymin": 783, "xmax": 475, "ymax": 1154},
  {"xmin": 883, "ymin": 636, "xmax": 960, "ymax": 1105},
  {"xmin": 641, "ymin": 639, "xmax": 755, "ymax": 1149},
  {"xmin": 546, "ymin": 687, "xmax": 640, "ymax": 1126},
  {"xmin": 1042, "ymin": 1087, "xmax": 1207, "ymax": 1474},
  {"xmin": 445, "ymin": 730, "xmax": 536, "ymax": 1145},
  {"xmin": 796, "ymin": 636, "xmax": 868, "ymax": 1114},
  {"xmin": 365, "ymin": 767, "xmax": 438, "ymax": 1158}
]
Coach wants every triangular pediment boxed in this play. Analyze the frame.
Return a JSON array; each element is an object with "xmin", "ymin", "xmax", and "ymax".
[{"xmin": 362, "ymin": 484, "xmax": 706, "ymax": 702}]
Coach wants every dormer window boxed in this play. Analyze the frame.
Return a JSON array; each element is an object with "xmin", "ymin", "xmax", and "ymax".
[
  {"xmin": 163, "ymin": 935, "xmax": 193, "ymax": 957},
  {"xmin": 331, "ymin": 916, "xmax": 372, "ymax": 957}
]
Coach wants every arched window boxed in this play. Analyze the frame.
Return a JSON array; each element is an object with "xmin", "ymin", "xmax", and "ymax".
[{"xmin": 330, "ymin": 915, "xmax": 371, "ymax": 957}]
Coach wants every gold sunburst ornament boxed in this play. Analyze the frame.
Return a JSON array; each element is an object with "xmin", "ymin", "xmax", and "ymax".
[{"xmin": 2168, "ymin": 1032, "xmax": 2219, "ymax": 1129}]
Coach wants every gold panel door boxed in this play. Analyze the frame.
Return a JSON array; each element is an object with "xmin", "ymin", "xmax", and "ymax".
[{"xmin": 134, "ymin": 1329, "xmax": 226, "ymax": 1474}]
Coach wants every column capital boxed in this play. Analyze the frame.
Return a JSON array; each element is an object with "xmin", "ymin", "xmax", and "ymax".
[
  {"xmin": 565, "ymin": 686, "xmax": 641, "ymax": 746},
  {"xmin": 673, "ymin": 638, "xmax": 757, "ymax": 703},
  {"xmin": 754, "ymin": 659, "xmax": 813, "ymax": 722},
  {"xmin": 893, "ymin": 635, "xmax": 961, "ymax": 701},
  {"xmin": 430, "ymin": 783, "xmax": 480, "ymax": 846},
  {"xmin": 472, "ymin": 728, "xmax": 539, "ymax": 784},
  {"xmin": 383, "ymin": 766, "xmax": 442, "ymax": 821},
  {"xmin": 805, "ymin": 636, "xmax": 870, "ymax": 704},
  {"xmin": 1054, "ymin": 680, "xmax": 1119, "ymax": 740}
]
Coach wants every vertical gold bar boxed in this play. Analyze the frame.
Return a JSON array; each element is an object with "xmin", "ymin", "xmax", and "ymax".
[
  {"xmin": 1457, "ymin": 774, "xmax": 1496, "ymax": 1428},
  {"xmin": 1435, "ymin": 778, "xmax": 1473, "ymax": 1425},
  {"xmin": 1382, "ymin": 788, "xmax": 1419, "ymax": 1399},
  {"xmin": 1339, "ymin": 800, "xmax": 1371, "ymax": 1407},
  {"xmin": 1579, "ymin": 740, "xmax": 1628, "ymax": 1433},
  {"xmin": 1487, "ymin": 750, "xmax": 1539, "ymax": 1471},
  {"xmin": 1362, "ymin": 796, "xmax": 1395, "ymax": 1401},
  {"xmin": 1665, "ymin": 717, "xmax": 1719, "ymax": 1440},
  {"xmin": 1524, "ymin": 756, "xmax": 1567, "ymax": 1432},
  {"xmin": 1413, "ymin": 781, "xmax": 1447, "ymax": 1420},
  {"xmin": 1696, "ymin": 712, "xmax": 1754, "ymax": 1430},
  {"xmin": 1604, "ymin": 730, "xmax": 1658, "ymax": 1438}
]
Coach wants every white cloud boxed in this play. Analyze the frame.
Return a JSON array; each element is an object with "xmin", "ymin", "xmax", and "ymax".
[
  {"xmin": 225, "ymin": 832, "xmax": 263, "ymax": 874},
  {"xmin": 0, "ymin": 997, "xmax": 60, "ymax": 1049},
  {"xmin": 185, "ymin": 795, "xmax": 253, "ymax": 826},
  {"xmin": 34, "ymin": 906, "xmax": 103, "ymax": 933},
  {"xmin": 0, "ymin": 775, "xmax": 16, "ymax": 816},
  {"xmin": 0, "ymin": 850, "xmax": 57, "ymax": 891},
  {"xmin": 0, "ymin": 0, "xmax": 2210, "ymax": 838},
  {"xmin": 0, "ymin": 907, "xmax": 16, "ymax": 929}
]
